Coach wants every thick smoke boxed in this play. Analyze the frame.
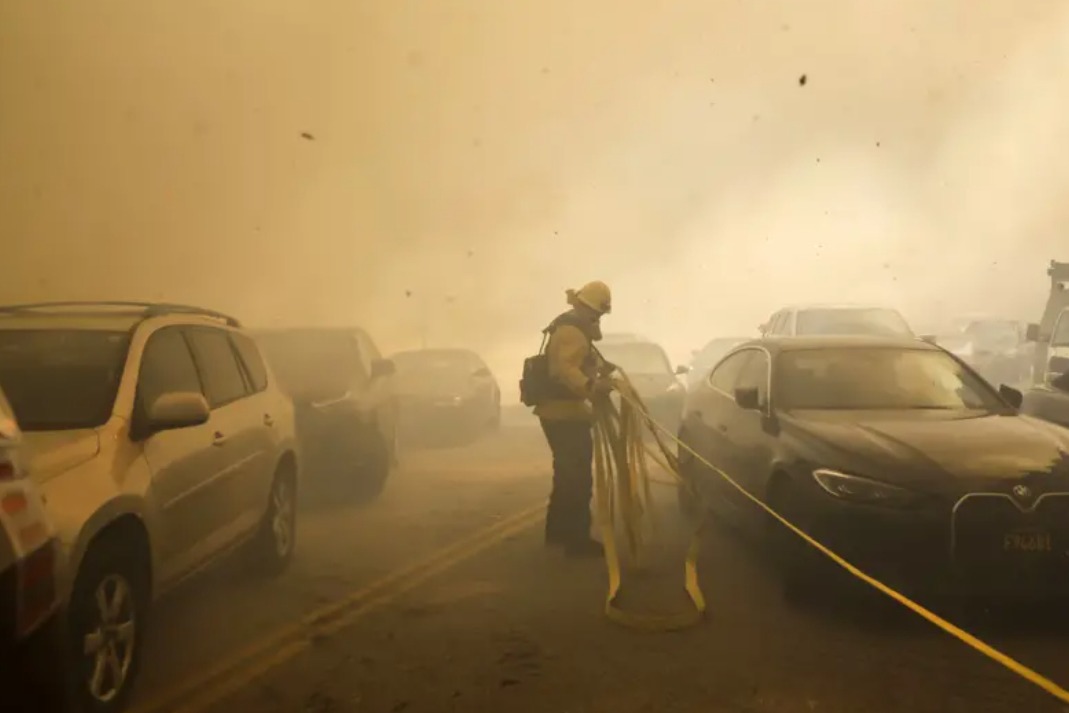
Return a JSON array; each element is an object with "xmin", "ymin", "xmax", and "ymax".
[{"xmin": 1, "ymin": 1, "xmax": 1067, "ymax": 392}]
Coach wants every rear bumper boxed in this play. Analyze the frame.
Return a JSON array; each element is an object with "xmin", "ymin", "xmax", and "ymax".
[{"xmin": 398, "ymin": 397, "xmax": 493, "ymax": 432}]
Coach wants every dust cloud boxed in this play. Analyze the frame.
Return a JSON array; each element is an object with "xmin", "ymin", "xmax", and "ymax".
[{"xmin": 1, "ymin": 1, "xmax": 1067, "ymax": 394}]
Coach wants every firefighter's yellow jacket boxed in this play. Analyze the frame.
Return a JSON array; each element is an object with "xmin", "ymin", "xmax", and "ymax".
[{"xmin": 533, "ymin": 313, "xmax": 603, "ymax": 422}]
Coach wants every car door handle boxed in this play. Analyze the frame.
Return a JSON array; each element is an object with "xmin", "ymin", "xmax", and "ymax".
[
  {"xmin": 212, "ymin": 431, "xmax": 229, "ymax": 446},
  {"xmin": 263, "ymin": 414, "xmax": 274, "ymax": 427}
]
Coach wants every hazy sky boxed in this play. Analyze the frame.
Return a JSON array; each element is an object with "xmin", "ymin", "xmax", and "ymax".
[{"xmin": 2, "ymin": 1, "xmax": 1067, "ymax": 379}]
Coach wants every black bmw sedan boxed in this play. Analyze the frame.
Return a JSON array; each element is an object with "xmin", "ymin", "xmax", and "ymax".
[{"xmin": 677, "ymin": 335, "xmax": 1069, "ymax": 599}]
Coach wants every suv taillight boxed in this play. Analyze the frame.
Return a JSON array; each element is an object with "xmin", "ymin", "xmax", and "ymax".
[{"xmin": 16, "ymin": 540, "xmax": 58, "ymax": 638}]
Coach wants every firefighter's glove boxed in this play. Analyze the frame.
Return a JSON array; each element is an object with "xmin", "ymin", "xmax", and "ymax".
[{"xmin": 591, "ymin": 377, "xmax": 615, "ymax": 396}]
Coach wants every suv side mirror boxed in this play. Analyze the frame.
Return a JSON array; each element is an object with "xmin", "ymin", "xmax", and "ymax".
[
  {"xmin": 998, "ymin": 384, "xmax": 1023, "ymax": 410},
  {"xmin": 472, "ymin": 366, "xmax": 492, "ymax": 378},
  {"xmin": 1026, "ymin": 323, "xmax": 1041, "ymax": 342},
  {"xmin": 370, "ymin": 358, "xmax": 396, "ymax": 379},
  {"xmin": 674, "ymin": 364, "xmax": 691, "ymax": 376},
  {"xmin": 147, "ymin": 392, "xmax": 210, "ymax": 432},
  {"xmin": 734, "ymin": 387, "xmax": 761, "ymax": 411}
]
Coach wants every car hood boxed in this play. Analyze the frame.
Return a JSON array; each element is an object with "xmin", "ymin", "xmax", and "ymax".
[
  {"xmin": 782, "ymin": 410, "xmax": 1069, "ymax": 491},
  {"xmin": 20, "ymin": 429, "xmax": 101, "ymax": 484}
]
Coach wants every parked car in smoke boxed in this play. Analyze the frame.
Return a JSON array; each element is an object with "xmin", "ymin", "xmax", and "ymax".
[
  {"xmin": 759, "ymin": 304, "xmax": 920, "ymax": 340},
  {"xmin": 686, "ymin": 337, "xmax": 749, "ymax": 391},
  {"xmin": 0, "ymin": 302, "xmax": 300, "ymax": 713},
  {"xmin": 254, "ymin": 327, "xmax": 398, "ymax": 501},
  {"xmin": 0, "ymin": 386, "xmax": 75, "ymax": 713},
  {"xmin": 937, "ymin": 317, "xmax": 1034, "ymax": 388},
  {"xmin": 597, "ymin": 335, "xmax": 688, "ymax": 436},
  {"xmin": 677, "ymin": 335, "xmax": 1069, "ymax": 601},
  {"xmin": 391, "ymin": 348, "xmax": 501, "ymax": 446}
]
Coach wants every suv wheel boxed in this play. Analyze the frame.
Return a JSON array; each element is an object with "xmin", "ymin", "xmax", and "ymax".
[
  {"xmin": 249, "ymin": 470, "xmax": 297, "ymax": 576},
  {"xmin": 68, "ymin": 538, "xmax": 148, "ymax": 713}
]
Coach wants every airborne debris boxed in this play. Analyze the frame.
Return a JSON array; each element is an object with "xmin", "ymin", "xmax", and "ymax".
[
  {"xmin": 799, "ymin": 74, "xmax": 808, "ymax": 86},
  {"xmin": 300, "ymin": 132, "xmax": 315, "ymax": 141}
]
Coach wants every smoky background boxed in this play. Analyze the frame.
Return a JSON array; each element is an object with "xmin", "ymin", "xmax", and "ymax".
[{"xmin": 2, "ymin": 0, "xmax": 1067, "ymax": 399}]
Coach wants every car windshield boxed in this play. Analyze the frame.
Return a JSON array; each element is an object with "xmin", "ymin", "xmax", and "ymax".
[
  {"xmin": 795, "ymin": 308, "xmax": 913, "ymax": 337},
  {"xmin": 962, "ymin": 320, "xmax": 1020, "ymax": 349},
  {"xmin": 597, "ymin": 342, "xmax": 672, "ymax": 375},
  {"xmin": 256, "ymin": 331, "xmax": 365, "ymax": 399},
  {"xmin": 775, "ymin": 347, "xmax": 1006, "ymax": 411},
  {"xmin": 392, "ymin": 351, "xmax": 485, "ymax": 389},
  {"xmin": 0, "ymin": 329, "xmax": 130, "ymax": 431}
]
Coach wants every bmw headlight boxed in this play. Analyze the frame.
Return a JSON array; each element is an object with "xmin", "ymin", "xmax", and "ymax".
[{"xmin": 812, "ymin": 469, "xmax": 917, "ymax": 507}]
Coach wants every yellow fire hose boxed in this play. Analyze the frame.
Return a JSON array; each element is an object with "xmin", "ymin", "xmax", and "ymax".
[{"xmin": 592, "ymin": 369, "xmax": 705, "ymax": 631}]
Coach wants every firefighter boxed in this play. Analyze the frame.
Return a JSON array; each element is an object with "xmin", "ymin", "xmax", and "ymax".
[{"xmin": 534, "ymin": 280, "xmax": 614, "ymax": 557}]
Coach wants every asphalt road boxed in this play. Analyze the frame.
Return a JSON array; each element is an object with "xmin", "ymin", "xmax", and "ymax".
[{"xmin": 125, "ymin": 419, "xmax": 1069, "ymax": 713}]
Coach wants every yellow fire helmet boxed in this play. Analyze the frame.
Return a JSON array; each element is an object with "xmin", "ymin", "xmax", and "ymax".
[{"xmin": 568, "ymin": 280, "xmax": 612, "ymax": 315}]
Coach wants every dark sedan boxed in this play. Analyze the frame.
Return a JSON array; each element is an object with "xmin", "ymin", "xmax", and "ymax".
[
  {"xmin": 597, "ymin": 338, "xmax": 688, "ymax": 436},
  {"xmin": 678, "ymin": 335, "xmax": 1069, "ymax": 600},
  {"xmin": 392, "ymin": 348, "xmax": 501, "ymax": 446}
]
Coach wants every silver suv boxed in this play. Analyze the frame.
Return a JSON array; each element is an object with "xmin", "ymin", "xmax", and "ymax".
[{"xmin": 0, "ymin": 302, "xmax": 299, "ymax": 713}]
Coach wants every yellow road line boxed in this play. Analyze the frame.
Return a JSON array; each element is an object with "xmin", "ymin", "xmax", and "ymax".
[{"xmin": 131, "ymin": 502, "xmax": 545, "ymax": 713}]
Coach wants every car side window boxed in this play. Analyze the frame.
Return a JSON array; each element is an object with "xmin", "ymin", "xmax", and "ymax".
[
  {"xmin": 769, "ymin": 312, "xmax": 789, "ymax": 336},
  {"xmin": 230, "ymin": 333, "xmax": 269, "ymax": 393},
  {"xmin": 708, "ymin": 351, "xmax": 754, "ymax": 394},
  {"xmin": 1053, "ymin": 312, "xmax": 1069, "ymax": 346},
  {"xmin": 187, "ymin": 328, "xmax": 249, "ymax": 408},
  {"xmin": 778, "ymin": 311, "xmax": 794, "ymax": 335},
  {"xmin": 341, "ymin": 335, "xmax": 370, "ymax": 391},
  {"xmin": 137, "ymin": 327, "xmax": 203, "ymax": 412},
  {"xmin": 761, "ymin": 313, "xmax": 777, "ymax": 335},
  {"xmin": 735, "ymin": 350, "xmax": 770, "ymax": 404}
]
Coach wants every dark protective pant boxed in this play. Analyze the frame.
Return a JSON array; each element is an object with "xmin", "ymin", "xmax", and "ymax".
[{"xmin": 539, "ymin": 418, "xmax": 594, "ymax": 546}]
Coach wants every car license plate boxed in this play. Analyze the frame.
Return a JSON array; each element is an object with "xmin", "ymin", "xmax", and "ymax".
[{"xmin": 1002, "ymin": 531, "xmax": 1053, "ymax": 553}]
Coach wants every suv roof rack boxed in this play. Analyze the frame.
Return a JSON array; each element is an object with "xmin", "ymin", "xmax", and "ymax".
[{"xmin": 0, "ymin": 301, "xmax": 242, "ymax": 327}]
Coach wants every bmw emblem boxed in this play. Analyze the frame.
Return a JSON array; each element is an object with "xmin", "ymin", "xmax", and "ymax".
[{"xmin": 1013, "ymin": 484, "xmax": 1034, "ymax": 501}]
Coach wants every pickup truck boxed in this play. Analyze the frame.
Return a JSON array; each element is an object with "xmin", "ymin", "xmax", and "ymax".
[
  {"xmin": 1021, "ymin": 370, "xmax": 1069, "ymax": 429},
  {"xmin": 1020, "ymin": 264, "xmax": 1069, "ymax": 428}
]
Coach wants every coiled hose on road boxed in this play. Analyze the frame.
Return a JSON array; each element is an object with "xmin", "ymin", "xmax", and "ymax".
[{"xmin": 592, "ymin": 369, "xmax": 706, "ymax": 631}]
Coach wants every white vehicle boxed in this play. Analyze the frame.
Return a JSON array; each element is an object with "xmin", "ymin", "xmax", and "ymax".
[
  {"xmin": 759, "ymin": 304, "xmax": 918, "ymax": 339},
  {"xmin": 1027, "ymin": 306, "xmax": 1069, "ymax": 387},
  {"xmin": 0, "ymin": 302, "xmax": 299, "ymax": 713}
]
